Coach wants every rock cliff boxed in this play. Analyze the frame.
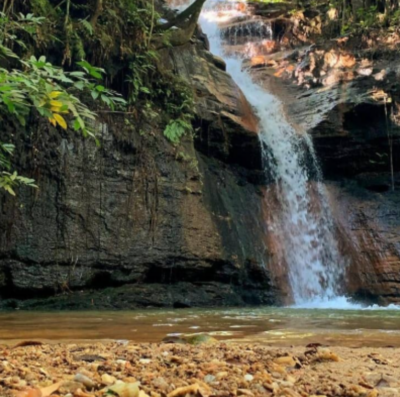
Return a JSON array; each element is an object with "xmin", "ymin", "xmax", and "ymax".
[
  {"xmin": 0, "ymin": 28, "xmax": 281, "ymax": 310},
  {"xmin": 2, "ymin": 0, "xmax": 400, "ymax": 309}
]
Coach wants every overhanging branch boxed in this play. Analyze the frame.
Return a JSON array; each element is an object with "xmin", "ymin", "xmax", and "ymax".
[
  {"xmin": 154, "ymin": 0, "xmax": 207, "ymax": 48},
  {"xmin": 158, "ymin": 0, "xmax": 207, "ymax": 31}
]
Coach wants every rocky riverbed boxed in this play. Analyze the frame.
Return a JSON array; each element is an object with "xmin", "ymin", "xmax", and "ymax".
[{"xmin": 1, "ymin": 339, "xmax": 399, "ymax": 397}]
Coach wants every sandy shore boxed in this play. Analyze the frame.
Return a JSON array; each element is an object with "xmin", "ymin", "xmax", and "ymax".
[{"xmin": 1, "ymin": 341, "xmax": 399, "ymax": 397}]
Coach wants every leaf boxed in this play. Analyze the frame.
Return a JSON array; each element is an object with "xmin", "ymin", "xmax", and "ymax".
[
  {"xmin": 1, "ymin": 144, "xmax": 14, "ymax": 154},
  {"xmin": 101, "ymin": 95, "xmax": 111, "ymax": 106},
  {"xmin": 110, "ymin": 97, "xmax": 127, "ymax": 104},
  {"xmin": 40, "ymin": 382, "xmax": 62, "ymax": 397},
  {"xmin": 90, "ymin": 70, "xmax": 102, "ymax": 79},
  {"xmin": 5, "ymin": 185, "xmax": 15, "ymax": 196},
  {"xmin": 81, "ymin": 19, "xmax": 94, "ymax": 35},
  {"xmin": 0, "ymin": 85, "xmax": 13, "ymax": 92},
  {"xmin": 73, "ymin": 119, "xmax": 81, "ymax": 131},
  {"xmin": 50, "ymin": 100, "xmax": 63, "ymax": 107},
  {"xmin": 76, "ymin": 60, "xmax": 91, "ymax": 70},
  {"xmin": 69, "ymin": 71, "xmax": 86, "ymax": 77},
  {"xmin": 53, "ymin": 114, "xmax": 67, "ymax": 129},
  {"xmin": 48, "ymin": 117, "xmax": 57, "ymax": 127},
  {"xmin": 48, "ymin": 91, "xmax": 62, "ymax": 99},
  {"xmin": 74, "ymin": 81, "xmax": 85, "ymax": 90}
]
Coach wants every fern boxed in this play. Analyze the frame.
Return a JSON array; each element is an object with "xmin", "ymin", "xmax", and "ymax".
[
  {"xmin": 73, "ymin": 34, "xmax": 86, "ymax": 59},
  {"xmin": 163, "ymin": 119, "xmax": 192, "ymax": 145},
  {"xmin": 0, "ymin": 143, "xmax": 14, "ymax": 169},
  {"xmin": 80, "ymin": 19, "xmax": 94, "ymax": 36}
]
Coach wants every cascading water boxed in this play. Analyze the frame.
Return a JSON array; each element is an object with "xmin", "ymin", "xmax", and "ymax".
[{"xmin": 198, "ymin": 0, "xmax": 347, "ymax": 305}]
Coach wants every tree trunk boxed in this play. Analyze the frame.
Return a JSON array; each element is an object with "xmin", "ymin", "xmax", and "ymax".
[{"xmin": 90, "ymin": 0, "xmax": 103, "ymax": 29}]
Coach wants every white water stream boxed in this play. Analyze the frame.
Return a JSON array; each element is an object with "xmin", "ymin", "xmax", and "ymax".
[{"xmin": 198, "ymin": 1, "xmax": 348, "ymax": 305}]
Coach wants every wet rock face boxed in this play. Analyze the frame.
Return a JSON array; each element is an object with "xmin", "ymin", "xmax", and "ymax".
[
  {"xmin": 0, "ymin": 35, "xmax": 280, "ymax": 309},
  {"xmin": 327, "ymin": 180, "xmax": 400, "ymax": 304},
  {"xmin": 0, "ymin": 116, "xmax": 279, "ymax": 308}
]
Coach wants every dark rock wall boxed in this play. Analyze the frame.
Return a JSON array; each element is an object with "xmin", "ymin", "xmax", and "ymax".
[{"xmin": 0, "ymin": 35, "xmax": 282, "ymax": 309}]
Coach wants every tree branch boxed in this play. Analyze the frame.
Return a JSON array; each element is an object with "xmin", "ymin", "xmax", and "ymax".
[
  {"xmin": 157, "ymin": 0, "xmax": 207, "ymax": 31},
  {"xmin": 153, "ymin": 0, "xmax": 207, "ymax": 48}
]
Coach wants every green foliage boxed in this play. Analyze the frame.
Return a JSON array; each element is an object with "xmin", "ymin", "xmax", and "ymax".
[
  {"xmin": 0, "ymin": 55, "xmax": 124, "ymax": 138},
  {"xmin": 341, "ymin": 5, "xmax": 380, "ymax": 33},
  {"xmin": 0, "ymin": 143, "xmax": 14, "ymax": 170},
  {"xmin": 0, "ymin": 171, "xmax": 37, "ymax": 196},
  {"xmin": 0, "ymin": 143, "xmax": 37, "ymax": 196},
  {"xmin": 0, "ymin": 54, "xmax": 125, "ymax": 194},
  {"xmin": 164, "ymin": 119, "xmax": 192, "ymax": 144},
  {"xmin": 0, "ymin": 0, "xmax": 197, "ymax": 194},
  {"xmin": 159, "ymin": 76, "xmax": 195, "ymax": 145},
  {"xmin": 0, "ymin": 10, "xmax": 126, "ymax": 196},
  {"xmin": 0, "ymin": 11, "xmax": 45, "ymax": 57},
  {"xmin": 357, "ymin": 5, "xmax": 379, "ymax": 29},
  {"xmin": 127, "ymin": 52, "xmax": 158, "ymax": 103}
]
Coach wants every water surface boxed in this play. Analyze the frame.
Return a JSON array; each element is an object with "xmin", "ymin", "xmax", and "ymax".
[{"xmin": 1, "ymin": 307, "xmax": 400, "ymax": 347}]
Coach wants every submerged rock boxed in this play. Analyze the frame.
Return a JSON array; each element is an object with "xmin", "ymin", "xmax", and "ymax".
[{"xmin": 162, "ymin": 334, "xmax": 218, "ymax": 345}]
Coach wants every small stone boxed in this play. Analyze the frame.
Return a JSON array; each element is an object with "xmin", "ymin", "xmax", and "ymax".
[
  {"xmin": 204, "ymin": 375, "xmax": 216, "ymax": 384},
  {"xmin": 107, "ymin": 382, "xmax": 140, "ymax": 397},
  {"xmin": 152, "ymin": 377, "xmax": 169, "ymax": 391},
  {"xmin": 73, "ymin": 373, "xmax": 96, "ymax": 389},
  {"xmin": 101, "ymin": 374, "xmax": 117, "ymax": 386},
  {"xmin": 357, "ymin": 68, "xmax": 373, "ymax": 76},
  {"xmin": 59, "ymin": 381, "xmax": 84, "ymax": 394},
  {"xmin": 275, "ymin": 356, "xmax": 296, "ymax": 367},
  {"xmin": 168, "ymin": 384, "xmax": 199, "ymax": 397},
  {"xmin": 238, "ymin": 389, "xmax": 254, "ymax": 397},
  {"xmin": 244, "ymin": 374, "xmax": 254, "ymax": 382},
  {"xmin": 216, "ymin": 371, "xmax": 228, "ymax": 379}
]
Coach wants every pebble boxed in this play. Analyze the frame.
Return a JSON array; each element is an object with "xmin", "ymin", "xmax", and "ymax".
[
  {"xmin": 244, "ymin": 374, "xmax": 254, "ymax": 382},
  {"xmin": 101, "ymin": 373, "xmax": 117, "ymax": 386},
  {"xmin": 3, "ymin": 341, "xmax": 400, "ymax": 397},
  {"xmin": 152, "ymin": 377, "xmax": 169, "ymax": 391},
  {"xmin": 204, "ymin": 374, "xmax": 216, "ymax": 384},
  {"xmin": 74, "ymin": 373, "xmax": 96, "ymax": 389}
]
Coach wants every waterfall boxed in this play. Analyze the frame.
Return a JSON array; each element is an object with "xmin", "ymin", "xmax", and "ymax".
[{"xmin": 198, "ymin": 1, "xmax": 347, "ymax": 304}]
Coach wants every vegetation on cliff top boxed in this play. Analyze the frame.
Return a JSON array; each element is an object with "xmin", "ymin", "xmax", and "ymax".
[
  {"xmin": 1, "ymin": 0, "xmax": 399, "ymax": 196},
  {"xmin": 0, "ymin": 0, "xmax": 205, "ymax": 195}
]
